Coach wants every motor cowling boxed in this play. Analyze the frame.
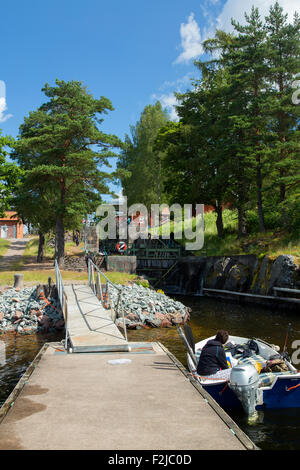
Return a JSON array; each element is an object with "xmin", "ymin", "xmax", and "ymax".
[{"xmin": 229, "ymin": 365, "xmax": 260, "ymax": 416}]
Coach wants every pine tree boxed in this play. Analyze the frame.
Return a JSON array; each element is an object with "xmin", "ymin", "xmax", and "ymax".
[
  {"xmin": 0, "ymin": 130, "xmax": 19, "ymax": 215},
  {"xmin": 12, "ymin": 80, "xmax": 122, "ymax": 267},
  {"xmin": 265, "ymin": 2, "xmax": 300, "ymax": 226},
  {"xmin": 224, "ymin": 7, "xmax": 270, "ymax": 232}
]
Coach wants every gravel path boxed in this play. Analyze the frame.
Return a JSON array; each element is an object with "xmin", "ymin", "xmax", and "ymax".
[{"xmin": 0, "ymin": 238, "xmax": 29, "ymax": 271}]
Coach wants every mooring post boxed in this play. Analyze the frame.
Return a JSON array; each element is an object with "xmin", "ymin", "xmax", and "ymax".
[{"xmin": 14, "ymin": 274, "xmax": 24, "ymax": 290}]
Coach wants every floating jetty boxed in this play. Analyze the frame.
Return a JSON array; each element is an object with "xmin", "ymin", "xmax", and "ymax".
[{"xmin": 0, "ymin": 274, "xmax": 257, "ymax": 450}]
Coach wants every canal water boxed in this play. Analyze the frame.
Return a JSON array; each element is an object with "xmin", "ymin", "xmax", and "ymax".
[
  {"xmin": 0, "ymin": 296, "xmax": 300, "ymax": 450},
  {"xmin": 126, "ymin": 296, "xmax": 300, "ymax": 451}
]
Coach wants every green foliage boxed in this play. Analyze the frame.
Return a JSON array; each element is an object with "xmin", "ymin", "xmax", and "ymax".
[
  {"xmin": 156, "ymin": 1, "xmax": 299, "ymax": 243},
  {"xmin": 117, "ymin": 101, "xmax": 170, "ymax": 210},
  {"xmin": 0, "ymin": 130, "xmax": 20, "ymax": 215},
  {"xmin": 246, "ymin": 208, "xmax": 282, "ymax": 233},
  {"xmin": 135, "ymin": 279, "xmax": 149, "ymax": 288},
  {"xmin": 12, "ymin": 79, "xmax": 122, "ymax": 265}
]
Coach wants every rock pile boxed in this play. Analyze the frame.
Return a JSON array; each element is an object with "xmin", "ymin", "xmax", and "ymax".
[
  {"xmin": 0, "ymin": 287, "xmax": 65, "ymax": 335},
  {"xmin": 108, "ymin": 284, "xmax": 191, "ymax": 330}
]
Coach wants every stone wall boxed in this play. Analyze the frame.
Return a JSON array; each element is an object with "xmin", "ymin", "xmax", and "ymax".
[
  {"xmin": 86, "ymin": 226, "xmax": 98, "ymax": 252},
  {"xmin": 202, "ymin": 254, "xmax": 300, "ymax": 295},
  {"xmin": 107, "ymin": 255, "xmax": 137, "ymax": 274}
]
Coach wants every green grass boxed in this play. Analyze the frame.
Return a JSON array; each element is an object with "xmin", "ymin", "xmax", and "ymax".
[
  {"xmin": 152, "ymin": 209, "xmax": 300, "ymax": 259},
  {"xmin": 0, "ymin": 239, "xmax": 10, "ymax": 259},
  {"xmin": 7, "ymin": 236, "xmax": 86, "ymax": 270},
  {"xmin": 200, "ymin": 210, "xmax": 300, "ymax": 259},
  {"xmin": 0, "ymin": 235, "xmax": 138, "ymax": 286},
  {"xmin": 0, "ymin": 269, "xmax": 137, "ymax": 287}
]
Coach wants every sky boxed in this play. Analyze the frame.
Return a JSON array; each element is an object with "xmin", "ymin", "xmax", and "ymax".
[{"xmin": 1, "ymin": 0, "xmax": 299, "ymax": 197}]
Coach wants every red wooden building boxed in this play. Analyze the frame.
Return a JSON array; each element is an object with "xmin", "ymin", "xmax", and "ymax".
[{"xmin": 0, "ymin": 211, "xmax": 23, "ymax": 239}]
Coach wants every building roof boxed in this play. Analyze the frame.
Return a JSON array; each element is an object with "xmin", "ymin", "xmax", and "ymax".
[{"xmin": 0, "ymin": 211, "xmax": 22, "ymax": 222}]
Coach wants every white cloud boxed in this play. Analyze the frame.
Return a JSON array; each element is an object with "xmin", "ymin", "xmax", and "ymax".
[
  {"xmin": 216, "ymin": 0, "xmax": 299, "ymax": 33},
  {"xmin": 174, "ymin": 1, "xmax": 299, "ymax": 66},
  {"xmin": 152, "ymin": 92, "xmax": 179, "ymax": 121},
  {"xmin": 152, "ymin": 74, "xmax": 195, "ymax": 122},
  {"xmin": 0, "ymin": 81, "xmax": 13, "ymax": 123},
  {"xmin": 174, "ymin": 13, "xmax": 203, "ymax": 64},
  {"xmin": 158, "ymin": 73, "xmax": 193, "ymax": 92}
]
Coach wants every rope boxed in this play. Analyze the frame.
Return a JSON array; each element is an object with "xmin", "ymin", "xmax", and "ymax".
[
  {"xmin": 286, "ymin": 383, "xmax": 300, "ymax": 392},
  {"xmin": 219, "ymin": 381, "xmax": 230, "ymax": 395},
  {"xmin": 37, "ymin": 292, "xmax": 62, "ymax": 315}
]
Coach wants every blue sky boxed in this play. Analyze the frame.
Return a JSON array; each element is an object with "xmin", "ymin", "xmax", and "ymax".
[{"xmin": 1, "ymin": 0, "xmax": 298, "ymax": 196}]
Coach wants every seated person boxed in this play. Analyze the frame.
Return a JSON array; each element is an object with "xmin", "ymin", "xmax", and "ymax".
[{"xmin": 196, "ymin": 330, "xmax": 231, "ymax": 380}]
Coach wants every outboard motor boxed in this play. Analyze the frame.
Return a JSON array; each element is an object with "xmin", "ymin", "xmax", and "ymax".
[{"xmin": 229, "ymin": 364, "xmax": 260, "ymax": 417}]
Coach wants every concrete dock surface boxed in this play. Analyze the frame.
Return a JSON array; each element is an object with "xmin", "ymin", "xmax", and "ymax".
[{"xmin": 0, "ymin": 342, "xmax": 255, "ymax": 450}]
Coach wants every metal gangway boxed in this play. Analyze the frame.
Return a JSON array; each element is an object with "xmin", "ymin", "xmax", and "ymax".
[{"xmin": 55, "ymin": 259, "xmax": 129, "ymax": 353}]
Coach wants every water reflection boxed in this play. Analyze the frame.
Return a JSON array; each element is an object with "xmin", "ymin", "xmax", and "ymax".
[{"xmin": 127, "ymin": 296, "xmax": 300, "ymax": 451}]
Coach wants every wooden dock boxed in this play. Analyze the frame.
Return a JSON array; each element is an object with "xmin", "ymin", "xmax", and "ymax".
[{"xmin": 0, "ymin": 282, "xmax": 257, "ymax": 451}]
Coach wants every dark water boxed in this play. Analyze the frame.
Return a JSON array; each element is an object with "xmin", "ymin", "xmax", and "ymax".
[
  {"xmin": 1, "ymin": 297, "xmax": 300, "ymax": 450},
  {"xmin": 127, "ymin": 296, "xmax": 300, "ymax": 451}
]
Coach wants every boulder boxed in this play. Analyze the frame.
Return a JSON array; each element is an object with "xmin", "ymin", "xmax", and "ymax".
[
  {"xmin": 223, "ymin": 263, "xmax": 250, "ymax": 292},
  {"xmin": 161, "ymin": 319, "xmax": 172, "ymax": 328},
  {"xmin": 125, "ymin": 313, "xmax": 140, "ymax": 322},
  {"xmin": 267, "ymin": 255, "xmax": 297, "ymax": 294},
  {"xmin": 145, "ymin": 318, "xmax": 162, "ymax": 328},
  {"xmin": 14, "ymin": 310, "xmax": 23, "ymax": 320}
]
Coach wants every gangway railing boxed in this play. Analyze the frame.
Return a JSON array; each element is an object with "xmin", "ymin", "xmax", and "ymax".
[
  {"xmin": 88, "ymin": 259, "xmax": 128, "ymax": 342},
  {"xmin": 55, "ymin": 260, "xmax": 68, "ymax": 350}
]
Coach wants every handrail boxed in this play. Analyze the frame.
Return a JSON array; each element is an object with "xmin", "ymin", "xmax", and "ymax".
[
  {"xmin": 55, "ymin": 260, "xmax": 68, "ymax": 350},
  {"xmin": 87, "ymin": 258, "xmax": 128, "ymax": 342}
]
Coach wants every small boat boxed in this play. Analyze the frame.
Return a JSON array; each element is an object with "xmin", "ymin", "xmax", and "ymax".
[{"xmin": 178, "ymin": 325, "xmax": 300, "ymax": 417}]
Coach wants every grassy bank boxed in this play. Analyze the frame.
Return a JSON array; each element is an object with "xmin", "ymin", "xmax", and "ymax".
[
  {"xmin": 154, "ymin": 209, "xmax": 300, "ymax": 259},
  {"xmin": 0, "ymin": 269, "xmax": 137, "ymax": 287},
  {"xmin": 0, "ymin": 236, "xmax": 138, "ymax": 287}
]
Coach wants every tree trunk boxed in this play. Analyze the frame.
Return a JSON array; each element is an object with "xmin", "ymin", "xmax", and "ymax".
[
  {"xmin": 37, "ymin": 232, "xmax": 45, "ymax": 263},
  {"xmin": 56, "ymin": 216, "xmax": 65, "ymax": 268},
  {"xmin": 279, "ymin": 170, "xmax": 288, "ymax": 227},
  {"xmin": 238, "ymin": 206, "xmax": 247, "ymax": 238},
  {"xmin": 256, "ymin": 160, "xmax": 265, "ymax": 233},
  {"xmin": 215, "ymin": 205, "xmax": 224, "ymax": 238},
  {"xmin": 56, "ymin": 175, "xmax": 66, "ymax": 268}
]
